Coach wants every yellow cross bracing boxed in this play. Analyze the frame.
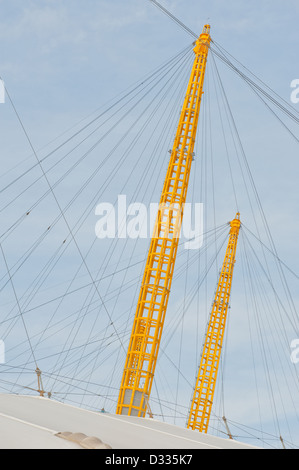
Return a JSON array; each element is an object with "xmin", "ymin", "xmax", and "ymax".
[
  {"xmin": 116, "ymin": 25, "xmax": 211, "ymax": 417},
  {"xmin": 187, "ymin": 213, "xmax": 241, "ymax": 433}
]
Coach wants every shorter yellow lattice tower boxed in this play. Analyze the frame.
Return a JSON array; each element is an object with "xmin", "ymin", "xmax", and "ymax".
[
  {"xmin": 187, "ymin": 213, "xmax": 241, "ymax": 433},
  {"xmin": 116, "ymin": 25, "xmax": 211, "ymax": 418}
]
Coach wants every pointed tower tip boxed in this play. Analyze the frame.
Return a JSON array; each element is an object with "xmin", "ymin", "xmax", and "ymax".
[
  {"xmin": 230, "ymin": 212, "xmax": 241, "ymax": 232},
  {"xmin": 195, "ymin": 24, "xmax": 211, "ymax": 51}
]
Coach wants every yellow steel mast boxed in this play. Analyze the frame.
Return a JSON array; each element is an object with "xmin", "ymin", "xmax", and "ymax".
[
  {"xmin": 116, "ymin": 25, "xmax": 211, "ymax": 417},
  {"xmin": 187, "ymin": 213, "xmax": 241, "ymax": 432}
]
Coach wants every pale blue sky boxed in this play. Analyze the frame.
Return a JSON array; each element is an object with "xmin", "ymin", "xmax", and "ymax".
[{"xmin": 0, "ymin": 0, "xmax": 299, "ymax": 448}]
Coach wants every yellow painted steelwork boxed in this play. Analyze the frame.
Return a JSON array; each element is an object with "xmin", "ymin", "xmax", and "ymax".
[
  {"xmin": 187, "ymin": 213, "xmax": 241, "ymax": 432},
  {"xmin": 116, "ymin": 25, "xmax": 211, "ymax": 417}
]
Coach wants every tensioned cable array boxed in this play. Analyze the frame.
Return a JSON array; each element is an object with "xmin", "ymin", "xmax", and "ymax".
[
  {"xmin": 1, "ymin": 44, "xmax": 197, "ymax": 397},
  {"xmin": 1, "ymin": 2, "xmax": 299, "ymax": 447}
]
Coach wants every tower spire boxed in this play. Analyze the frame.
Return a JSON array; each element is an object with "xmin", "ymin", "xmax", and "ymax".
[{"xmin": 187, "ymin": 213, "xmax": 241, "ymax": 432}]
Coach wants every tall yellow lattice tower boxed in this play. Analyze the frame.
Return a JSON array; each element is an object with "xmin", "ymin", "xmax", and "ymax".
[{"xmin": 116, "ymin": 25, "xmax": 211, "ymax": 417}]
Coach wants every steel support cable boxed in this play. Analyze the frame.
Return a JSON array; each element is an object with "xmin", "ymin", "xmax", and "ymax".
[
  {"xmin": 2, "ymin": 275, "xmax": 139, "ymax": 368},
  {"xmin": 210, "ymin": 44, "xmax": 299, "ymax": 126},
  {"xmin": 206, "ymin": 65, "xmax": 219, "ymax": 274},
  {"xmin": 207, "ymin": 420, "xmax": 275, "ymax": 449},
  {"xmin": 246, "ymin": 222, "xmax": 299, "ymax": 370},
  {"xmin": 152, "ymin": 379, "xmax": 165, "ymax": 421},
  {"xmin": 148, "ymin": 0, "xmax": 198, "ymax": 39},
  {"xmin": 239, "ymin": 78, "xmax": 299, "ymax": 144},
  {"xmin": 242, "ymin": 223, "xmax": 299, "ymax": 281},
  {"xmin": 0, "ymin": 363, "xmax": 121, "ymax": 396},
  {"xmin": 239, "ymin": 246, "xmax": 271, "ymax": 444},
  {"xmin": 198, "ymin": 72, "xmax": 209, "ymax": 329},
  {"xmin": 211, "ymin": 39, "xmax": 299, "ymax": 121},
  {"xmin": 210, "ymin": 46, "xmax": 299, "ymax": 144},
  {"xmin": 0, "ymin": 260, "xmax": 145, "ymax": 328},
  {"xmin": 210, "ymin": 51, "xmax": 257, "ymax": 225},
  {"xmin": 242, "ymin": 225, "xmax": 299, "ymax": 334},
  {"xmin": 0, "ymin": 222, "xmax": 63, "ymax": 293},
  {"xmin": 0, "ymin": 243, "xmax": 41, "ymax": 392},
  {"xmin": 2, "ymin": 245, "xmax": 67, "ymax": 369},
  {"xmin": 209, "ymin": 54, "xmax": 240, "ymax": 210},
  {"xmin": 243, "ymin": 232, "xmax": 299, "ymax": 338},
  {"xmin": 152, "ymin": 372, "xmax": 191, "ymax": 423},
  {"xmin": 239, "ymin": 231, "xmax": 264, "ymax": 444},
  {"xmin": 0, "ymin": 44, "xmax": 192, "ymax": 197},
  {"xmin": 4, "ymin": 302, "xmax": 134, "ymax": 377},
  {"xmin": 0, "ymin": 370, "xmax": 120, "ymax": 408},
  {"xmin": 158, "ymin": 226, "xmax": 229, "ymax": 353},
  {"xmin": 46, "ymin": 329, "xmax": 131, "ymax": 386},
  {"xmin": 174, "ymin": 201, "xmax": 192, "ymax": 421},
  {"xmin": 221, "ymin": 417, "xmax": 298, "ymax": 449},
  {"xmin": 171, "ymin": 224, "xmax": 229, "ymax": 284}
]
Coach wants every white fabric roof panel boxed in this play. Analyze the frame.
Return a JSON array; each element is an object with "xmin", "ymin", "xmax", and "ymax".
[{"xmin": 0, "ymin": 394, "xmax": 259, "ymax": 449}]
